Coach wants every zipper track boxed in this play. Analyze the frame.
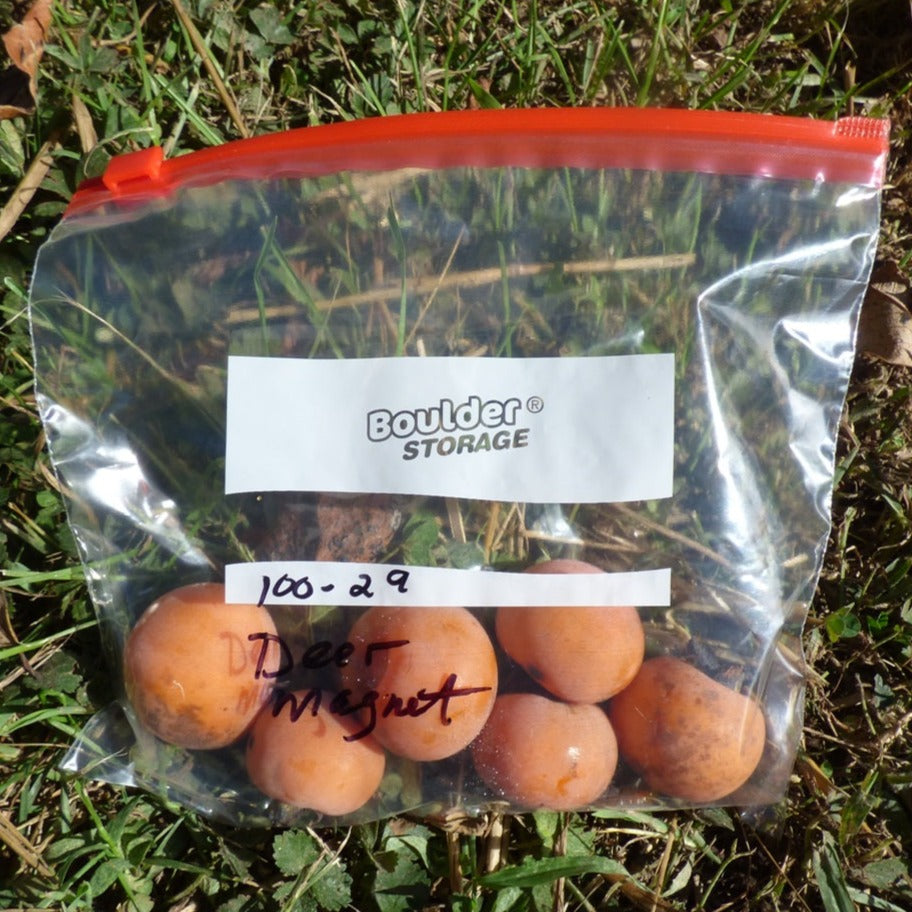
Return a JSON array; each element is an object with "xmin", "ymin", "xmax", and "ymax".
[{"xmin": 67, "ymin": 108, "xmax": 890, "ymax": 217}]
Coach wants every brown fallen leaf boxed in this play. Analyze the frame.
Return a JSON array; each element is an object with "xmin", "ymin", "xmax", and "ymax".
[
  {"xmin": 857, "ymin": 261, "xmax": 912, "ymax": 366},
  {"xmin": 71, "ymin": 92, "xmax": 97, "ymax": 153},
  {"xmin": 0, "ymin": 133, "xmax": 58, "ymax": 241},
  {"xmin": 0, "ymin": 0, "xmax": 53, "ymax": 120}
]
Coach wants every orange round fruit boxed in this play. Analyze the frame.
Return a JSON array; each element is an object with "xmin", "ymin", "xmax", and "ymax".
[
  {"xmin": 609, "ymin": 656, "xmax": 767, "ymax": 802},
  {"xmin": 246, "ymin": 690, "xmax": 386, "ymax": 816},
  {"xmin": 339, "ymin": 605, "xmax": 497, "ymax": 761},
  {"xmin": 495, "ymin": 559, "xmax": 645, "ymax": 703},
  {"xmin": 123, "ymin": 582, "xmax": 280, "ymax": 750},
  {"xmin": 471, "ymin": 693, "xmax": 618, "ymax": 809}
]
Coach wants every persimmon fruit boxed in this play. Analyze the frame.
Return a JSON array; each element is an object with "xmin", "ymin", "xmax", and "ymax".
[
  {"xmin": 609, "ymin": 656, "xmax": 767, "ymax": 802},
  {"xmin": 246, "ymin": 690, "xmax": 386, "ymax": 816},
  {"xmin": 495, "ymin": 559, "xmax": 645, "ymax": 703},
  {"xmin": 123, "ymin": 582, "xmax": 280, "ymax": 750},
  {"xmin": 340, "ymin": 605, "xmax": 498, "ymax": 761},
  {"xmin": 471, "ymin": 693, "xmax": 618, "ymax": 809}
]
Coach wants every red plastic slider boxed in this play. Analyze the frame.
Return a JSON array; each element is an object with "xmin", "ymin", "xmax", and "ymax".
[{"xmin": 101, "ymin": 146, "xmax": 165, "ymax": 193}]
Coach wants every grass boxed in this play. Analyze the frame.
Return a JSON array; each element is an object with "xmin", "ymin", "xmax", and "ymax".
[{"xmin": 1, "ymin": 1, "xmax": 911, "ymax": 910}]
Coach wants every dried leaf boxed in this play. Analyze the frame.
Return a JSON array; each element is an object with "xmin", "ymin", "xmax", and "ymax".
[
  {"xmin": 857, "ymin": 262, "xmax": 912, "ymax": 366},
  {"xmin": 0, "ymin": 0, "xmax": 53, "ymax": 120},
  {"xmin": 0, "ymin": 134, "xmax": 57, "ymax": 242},
  {"xmin": 71, "ymin": 92, "xmax": 97, "ymax": 153},
  {"xmin": 2, "ymin": 0, "xmax": 52, "ymax": 73}
]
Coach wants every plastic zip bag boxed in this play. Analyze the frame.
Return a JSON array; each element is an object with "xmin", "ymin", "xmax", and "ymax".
[{"xmin": 28, "ymin": 108, "xmax": 889, "ymax": 825}]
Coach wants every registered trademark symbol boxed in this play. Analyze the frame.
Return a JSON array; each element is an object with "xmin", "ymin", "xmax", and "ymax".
[{"xmin": 526, "ymin": 396, "xmax": 544, "ymax": 413}]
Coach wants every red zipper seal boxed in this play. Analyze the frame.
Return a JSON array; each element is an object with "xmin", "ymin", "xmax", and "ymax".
[{"xmin": 68, "ymin": 108, "xmax": 890, "ymax": 217}]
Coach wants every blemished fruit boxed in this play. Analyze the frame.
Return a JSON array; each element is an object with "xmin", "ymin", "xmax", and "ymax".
[
  {"xmin": 609, "ymin": 656, "xmax": 767, "ymax": 802},
  {"xmin": 123, "ymin": 582, "xmax": 280, "ymax": 750},
  {"xmin": 246, "ymin": 690, "xmax": 386, "ymax": 816},
  {"xmin": 340, "ymin": 605, "xmax": 498, "ymax": 761},
  {"xmin": 471, "ymin": 693, "xmax": 618, "ymax": 809},
  {"xmin": 495, "ymin": 559, "xmax": 645, "ymax": 703}
]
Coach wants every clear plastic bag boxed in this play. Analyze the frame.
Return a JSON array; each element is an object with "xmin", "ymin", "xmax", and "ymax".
[{"xmin": 28, "ymin": 109, "xmax": 889, "ymax": 825}]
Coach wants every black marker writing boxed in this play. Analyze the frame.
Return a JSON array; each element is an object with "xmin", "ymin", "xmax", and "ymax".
[
  {"xmin": 269, "ymin": 674, "xmax": 493, "ymax": 742},
  {"xmin": 248, "ymin": 633, "xmax": 409, "ymax": 678},
  {"xmin": 256, "ymin": 568, "xmax": 410, "ymax": 606}
]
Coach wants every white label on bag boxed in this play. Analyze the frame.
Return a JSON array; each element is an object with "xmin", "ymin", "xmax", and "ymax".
[
  {"xmin": 225, "ymin": 354, "xmax": 674, "ymax": 503},
  {"xmin": 225, "ymin": 561, "xmax": 671, "ymax": 608}
]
